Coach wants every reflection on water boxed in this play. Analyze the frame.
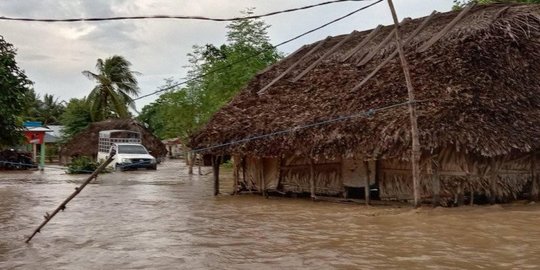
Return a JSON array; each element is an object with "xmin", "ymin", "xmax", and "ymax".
[{"xmin": 1, "ymin": 160, "xmax": 539, "ymax": 269}]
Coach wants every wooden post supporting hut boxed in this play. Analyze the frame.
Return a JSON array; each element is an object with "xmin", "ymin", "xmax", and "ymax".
[{"xmin": 212, "ymin": 155, "xmax": 220, "ymax": 196}]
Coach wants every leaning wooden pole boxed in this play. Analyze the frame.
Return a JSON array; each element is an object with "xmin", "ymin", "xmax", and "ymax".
[
  {"xmin": 387, "ymin": 0, "xmax": 422, "ymax": 207},
  {"xmin": 26, "ymin": 153, "xmax": 115, "ymax": 243}
]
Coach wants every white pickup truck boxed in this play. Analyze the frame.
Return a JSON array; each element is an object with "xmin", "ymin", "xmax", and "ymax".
[
  {"xmin": 96, "ymin": 130, "xmax": 157, "ymax": 171},
  {"xmin": 104, "ymin": 143, "xmax": 157, "ymax": 171}
]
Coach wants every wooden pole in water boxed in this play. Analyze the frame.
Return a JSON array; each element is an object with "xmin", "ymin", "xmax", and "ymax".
[
  {"xmin": 531, "ymin": 153, "xmax": 538, "ymax": 201},
  {"xmin": 309, "ymin": 158, "xmax": 316, "ymax": 199},
  {"xmin": 489, "ymin": 159, "xmax": 497, "ymax": 205},
  {"xmin": 213, "ymin": 156, "xmax": 220, "ymax": 196},
  {"xmin": 387, "ymin": 0, "xmax": 422, "ymax": 208},
  {"xmin": 233, "ymin": 156, "xmax": 239, "ymax": 195},
  {"xmin": 25, "ymin": 153, "xmax": 115, "ymax": 243},
  {"xmin": 260, "ymin": 159, "xmax": 266, "ymax": 197},
  {"xmin": 364, "ymin": 161, "xmax": 371, "ymax": 205},
  {"xmin": 431, "ymin": 158, "xmax": 440, "ymax": 207}
]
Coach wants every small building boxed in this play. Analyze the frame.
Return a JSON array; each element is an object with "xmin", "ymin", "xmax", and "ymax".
[
  {"xmin": 190, "ymin": 4, "xmax": 540, "ymax": 206},
  {"xmin": 162, "ymin": 138, "xmax": 184, "ymax": 159}
]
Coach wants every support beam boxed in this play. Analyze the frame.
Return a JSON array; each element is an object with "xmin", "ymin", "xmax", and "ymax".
[
  {"xmin": 489, "ymin": 159, "xmax": 498, "ymax": 205},
  {"xmin": 257, "ymin": 39, "xmax": 328, "ymax": 95},
  {"xmin": 351, "ymin": 11, "xmax": 437, "ymax": 91},
  {"xmin": 364, "ymin": 161, "xmax": 371, "ymax": 205},
  {"xmin": 431, "ymin": 159, "xmax": 440, "ymax": 207},
  {"xmin": 456, "ymin": 181, "xmax": 464, "ymax": 206},
  {"xmin": 212, "ymin": 156, "xmax": 220, "ymax": 196},
  {"xmin": 309, "ymin": 158, "xmax": 316, "ymax": 199},
  {"xmin": 233, "ymin": 156, "xmax": 239, "ymax": 195},
  {"xmin": 187, "ymin": 151, "xmax": 194, "ymax": 175},
  {"xmin": 340, "ymin": 25, "xmax": 383, "ymax": 62},
  {"xmin": 416, "ymin": 3, "xmax": 474, "ymax": 53},
  {"xmin": 387, "ymin": 0, "xmax": 422, "ymax": 207},
  {"xmin": 292, "ymin": 31, "xmax": 357, "ymax": 82},
  {"xmin": 39, "ymin": 143, "xmax": 46, "ymax": 170},
  {"xmin": 356, "ymin": 28, "xmax": 396, "ymax": 66},
  {"xmin": 260, "ymin": 159, "xmax": 266, "ymax": 197},
  {"xmin": 531, "ymin": 153, "xmax": 538, "ymax": 201}
]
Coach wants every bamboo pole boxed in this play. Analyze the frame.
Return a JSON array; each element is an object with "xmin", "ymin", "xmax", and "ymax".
[
  {"xmin": 260, "ymin": 159, "xmax": 266, "ymax": 197},
  {"xmin": 364, "ymin": 161, "xmax": 371, "ymax": 205},
  {"xmin": 431, "ymin": 158, "xmax": 440, "ymax": 207},
  {"xmin": 387, "ymin": 0, "xmax": 422, "ymax": 207},
  {"xmin": 456, "ymin": 181, "xmax": 464, "ymax": 206},
  {"xmin": 233, "ymin": 156, "xmax": 239, "ymax": 195},
  {"xmin": 489, "ymin": 159, "xmax": 497, "ymax": 205},
  {"xmin": 531, "ymin": 153, "xmax": 538, "ymax": 201},
  {"xmin": 213, "ymin": 156, "xmax": 220, "ymax": 196},
  {"xmin": 187, "ymin": 151, "xmax": 194, "ymax": 175},
  {"xmin": 309, "ymin": 158, "xmax": 316, "ymax": 199},
  {"xmin": 26, "ymin": 153, "xmax": 116, "ymax": 243}
]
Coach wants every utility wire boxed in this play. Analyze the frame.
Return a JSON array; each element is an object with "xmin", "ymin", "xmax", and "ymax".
[
  {"xmin": 134, "ymin": 0, "xmax": 383, "ymax": 101},
  {"xmin": 0, "ymin": 0, "xmax": 373, "ymax": 22},
  {"xmin": 192, "ymin": 100, "xmax": 418, "ymax": 153}
]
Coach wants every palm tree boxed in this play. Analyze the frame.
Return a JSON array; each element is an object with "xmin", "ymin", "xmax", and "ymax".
[
  {"xmin": 82, "ymin": 55, "xmax": 140, "ymax": 121},
  {"xmin": 39, "ymin": 94, "xmax": 66, "ymax": 125}
]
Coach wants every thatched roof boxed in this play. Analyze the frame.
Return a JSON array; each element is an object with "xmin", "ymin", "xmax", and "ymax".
[
  {"xmin": 61, "ymin": 118, "xmax": 167, "ymax": 158},
  {"xmin": 190, "ymin": 4, "xmax": 540, "ymax": 160}
]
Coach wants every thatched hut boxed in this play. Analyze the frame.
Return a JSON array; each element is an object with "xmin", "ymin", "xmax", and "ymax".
[
  {"xmin": 61, "ymin": 118, "xmax": 167, "ymax": 162},
  {"xmin": 190, "ymin": 4, "xmax": 540, "ymax": 206}
]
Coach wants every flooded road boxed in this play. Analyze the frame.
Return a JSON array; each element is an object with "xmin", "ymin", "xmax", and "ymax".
[{"xmin": 1, "ymin": 159, "xmax": 540, "ymax": 269}]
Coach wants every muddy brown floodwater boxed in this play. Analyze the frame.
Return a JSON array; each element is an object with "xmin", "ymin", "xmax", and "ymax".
[{"xmin": 1, "ymin": 159, "xmax": 540, "ymax": 269}]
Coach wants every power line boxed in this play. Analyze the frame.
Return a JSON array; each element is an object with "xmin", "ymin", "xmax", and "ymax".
[
  {"xmin": 192, "ymin": 100, "xmax": 418, "ymax": 153},
  {"xmin": 0, "ymin": 0, "xmax": 373, "ymax": 23},
  {"xmin": 133, "ymin": 0, "xmax": 383, "ymax": 101}
]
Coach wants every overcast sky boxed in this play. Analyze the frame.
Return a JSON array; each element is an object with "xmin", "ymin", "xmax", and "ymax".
[{"xmin": 1, "ymin": 0, "xmax": 453, "ymax": 110}]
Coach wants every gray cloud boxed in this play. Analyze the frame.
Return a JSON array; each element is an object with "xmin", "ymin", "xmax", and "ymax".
[{"xmin": 1, "ymin": 0, "xmax": 454, "ymax": 109}]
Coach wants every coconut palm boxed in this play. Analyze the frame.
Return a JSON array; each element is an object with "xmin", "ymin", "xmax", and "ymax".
[
  {"xmin": 39, "ymin": 94, "xmax": 66, "ymax": 125},
  {"xmin": 82, "ymin": 55, "xmax": 140, "ymax": 121}
]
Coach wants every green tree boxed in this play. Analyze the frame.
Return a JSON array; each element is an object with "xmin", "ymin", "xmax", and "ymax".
[
  {"xmin": 21, "ymin": 90, "xmax": 66, "ymax": 125},
  {"xmin": 0, "ymin": 35, "xmax": 32, "ymax": 147},
  {"xmin": 82, "ymin": 55, "xmax": 140, "ymax": 121},
  {"xmin": 39, "ymin": 94, "xmax": 66, "ymax": 124},
  {"xmin": 60, "ymin": 97, "xmax": 93, "ymax": 139},
  {"xmin": 139, "ymin": 9, "xmax": 281, "ymax": 141}
]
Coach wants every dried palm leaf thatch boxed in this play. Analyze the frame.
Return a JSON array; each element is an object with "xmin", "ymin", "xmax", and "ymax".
[
  {"xmin": 61, "ymin": 118, "xmax": 167, "ymax": 159},
  {"xmin": 190, "ymin": 4, "xmax": 540, "ymax": 161}
]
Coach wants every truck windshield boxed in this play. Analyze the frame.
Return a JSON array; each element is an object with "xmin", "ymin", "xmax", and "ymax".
[{"xmin": 118, "ymin": 145, "xmax": 148, "ymax": 154}]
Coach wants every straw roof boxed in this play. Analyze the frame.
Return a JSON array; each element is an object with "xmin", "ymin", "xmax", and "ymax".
[
  {"xmin": 61, "ymin": 118, "xmax": 167, "ymax": 158},
  {"xmin": 190, "ymin": 4, "xmax": 540, "ymax": 160}
]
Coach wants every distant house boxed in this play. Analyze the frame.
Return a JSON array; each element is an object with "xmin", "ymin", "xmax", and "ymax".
[
  {"xmin": 190, "ymin": 4, "xmax": 540, "ymax": 205},
  {"xmin": 44, "ymin": 125, "xmax": 64, "ymax": 144},
  {"xmin": 60, "ymin": 119, "xmax": 167, "ymax": 164},
  {"xmin": 162, "ymin": 137, "xmax": 184, "ymax": 158}
]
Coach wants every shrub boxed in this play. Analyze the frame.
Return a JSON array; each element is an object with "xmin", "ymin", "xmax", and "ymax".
[{"xmin": 66, "ymin": 156, "xmax": 106, "ymax": 174}]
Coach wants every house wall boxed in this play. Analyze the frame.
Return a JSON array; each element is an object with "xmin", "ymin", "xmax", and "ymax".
[
  {"xmin": 378, "ymin": 150, "xmax": 536, "ymax": 202},
  {"xmin": 237, "ymin": 149, "xmax": 537, "ymax": 203},
  {"xmin": 342, "ymin": 159, "xmax": 376, "ymax": 188},
  {"xmin": 280, "ymin": 156, "xmax": 343, "ymax": 195}
]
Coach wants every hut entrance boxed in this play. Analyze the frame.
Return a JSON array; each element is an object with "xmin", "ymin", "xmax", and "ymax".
[{"xmin": 342, "ymin": 159, "xmax": 376, "ymax": 199}]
